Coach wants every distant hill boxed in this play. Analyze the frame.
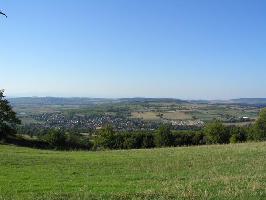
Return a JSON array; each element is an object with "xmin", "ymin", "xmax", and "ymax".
[
  {"xmin": 186, "ymin": 98, "xmax": 266, "ymax": 106},
  {"xmin": 187, "ymin": 100, "xmax": 210, "ymax": 104},
  {"xmin": 118, "ymin": 98, "xmax": 187, "ymax": 104},
  {"xmin": 9, "ymin": 97, "xmax": 266, "ymax": 107},
  {"xmin": 231, "ymin": 98, "xmax": 266, "ymax": 105},
  {"xmin": 8, "ymin": 97, "xmax": 115, "ymax": 106},
  {"xmin": 8, "ymin": 97, "xmax": 187, "ymax": 106}
]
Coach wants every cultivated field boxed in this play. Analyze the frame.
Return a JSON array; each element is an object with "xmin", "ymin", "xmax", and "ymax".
[
  {"xmin": 131, "ymin": 111, "xmax": 192, "ymax": 121},
  {"xmin": 0, "ymin": 143, "xmax": 265, "ymax": 200}
]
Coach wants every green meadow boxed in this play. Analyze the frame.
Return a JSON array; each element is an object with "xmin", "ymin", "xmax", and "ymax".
[{"xmin": 0, "ymin": 142, "xmax": 265, "ymax": 200}]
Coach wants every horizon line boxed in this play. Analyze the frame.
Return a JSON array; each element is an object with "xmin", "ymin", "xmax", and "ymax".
[{"xmin": 6, "ymin": 96, "xmax": 266, "ymax": 101}]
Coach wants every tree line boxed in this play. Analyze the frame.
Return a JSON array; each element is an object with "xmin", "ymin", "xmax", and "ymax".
[{"xmin": 93, "ymin": 115, "xmax": 266, "ymax": 150}]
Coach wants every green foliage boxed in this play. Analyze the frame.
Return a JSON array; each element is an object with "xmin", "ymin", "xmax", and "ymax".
[
  {"xmin": 94, "ymin": 125, "xmax": 116, "ymax": 149},
  {"xmin": 123, "ymin": 132, "xmax": 155, "ymax": 149},
  {"xmin": 94, "ymin": 129, "xmax": 155, "ymax": 150},
  {"xmin": 229, "ymin": 126, "xmax": 247, "ymax": 143},
  {"xmin": 94, "ymin": 128, "xmax": 207, "ymax": 150},
  {"xmin": 253, "ymin": 108, "xmax": 266, "ymax": 141},
  {"xmin": 142, "ymin": 133, "xmax": 155, "ymax": 148},
  {"xmin": 156, "ymin": 124, "xmax": 174, "ymax": 147},
  {"xmin": 172, "ymin": 130, "xmax": 206, "ymax": 146},
  {"xmin": 0, "ymin": 90, "xmax": 21, "ymax": 139},
  {"xmin": 65, "ymin": 132, "xmax": 93, "ymax": 150},
  {"xmin": 205, "ymin": 120, "xmax": 230, "ymax": 144},
  {"xmin": 39, "ymin": 130, "xmax": 93, "ymax": 150},
  {"xmin": 230, "ymin": 134, "xmax": 238, "ymax": 143},
  {"xmin": 44, "ymin": 129, "xmax": 66, "ymax": 149}
]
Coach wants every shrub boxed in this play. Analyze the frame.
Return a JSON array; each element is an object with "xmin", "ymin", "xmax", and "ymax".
[
  {"xmin": 65, "ymin": 132, "xmax": 93, "ymax": 150},
  {"xmin": 172, "ymin": 131, "xmax": 205, "ymax": 146},
  {"xmin": 204, "ymin": 121, "xmax": 230, "ymax": 144},
  {"xmin": 230, "ymin": 134, "xmax": 238, "ymax": 143},
  {"xmin": 94, "ymin": 125, "xmax": 116, "ymax": 149},
  {"xmin": 229, "ymin": 126, "xmax": 247, "ymax": 143},
  {"xmin": 45, "ymin": 129, "xmax": 66, "ymax": 149},
  {"xmin": 142, "ymin": 133, "xmax": 155, "ymax": 148},
  {"xmin": 252, "ymin": 108, "xmax": 266, "ymax": 141},
  {"xmin": 155, "ymin": 124, "xmax": 174, "ymax": 147}
]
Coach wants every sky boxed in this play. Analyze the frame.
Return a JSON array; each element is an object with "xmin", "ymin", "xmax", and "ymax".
[{"xmin": 0, "ymin": 0, "xmax": 266, "ymax": 99}]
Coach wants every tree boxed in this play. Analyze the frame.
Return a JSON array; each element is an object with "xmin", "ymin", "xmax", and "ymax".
[
  {"xmin": 142, "ymin": 133, "xmax": 155, "ymax": 148},
  {"xmin": 205, "ymin": 120, "xmax": 230, "ymax": 144},
  {"xmin": 156, "ymin": 124, "xmax": 174, "ymax": 147},
  {"xmin": 94, "ymin": 125, "xmax": 116, "ymax": 149},
  {"xmin": 45, "ymin": 129, "xmax": 66, "ymax": 149},
  {"xmin": 253, "ymin": 109, "xmax": 266, "ymax": 141},
  {"xmin": 0, "ymin": 90, "xmax": 21, "ymax": 139},
  {"xmin": 229, "ymin": 126, "xmax": 247, "ymax": 143}
]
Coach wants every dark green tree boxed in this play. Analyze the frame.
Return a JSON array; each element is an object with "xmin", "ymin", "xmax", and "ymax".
[
  {"xmin": 142, "ymin": 133, "xmax": 155, "ymax": 148},
  {"xmin": 94, "ymin": 125, "xmax": 116, "ymax": 149},
  {"xmin": 229, "ymin": 126, "xmax": 247, "ymax": 143},
  {"xmin": 253, "ymin": 109, "xmax": 266, "ymax": 141},
  {"xmin": 156, "ymin": 124, "xmax": 173, "ymax": 147},
  {"xmin": 0, "ymin": 90, "xmax": 21, "ymax": 139},
  {"xmin": 205, "ymin": 120, "xmax": 230, "ymax": 144},
  {"xmin": 45, "ymin": 129, "xmax": 66, "ymax": 149}
]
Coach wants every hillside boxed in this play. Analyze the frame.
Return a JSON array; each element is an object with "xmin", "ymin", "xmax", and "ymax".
[
  {"xmin": 0, "ymin": 143, "xmax": 265, "ymax": 200},
  {"xmin": 231, "ymin": 98, "xmax": 266, "ymax": 105},
  {"xmin": 8, "ymin": 97, "xmax": 187, "ymax": 106}
]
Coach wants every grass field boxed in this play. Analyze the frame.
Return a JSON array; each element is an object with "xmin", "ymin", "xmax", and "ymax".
[
  {"xmin": 131, "ymin": 111, "xmax": 161, "ymax": 120},
  {"xmin": 163, "ymin": 111, "xmax": 192, "ymax": 120},
  {"xmin": 0, "ymin": 143, "xmax": 265, "ymax": 200}
]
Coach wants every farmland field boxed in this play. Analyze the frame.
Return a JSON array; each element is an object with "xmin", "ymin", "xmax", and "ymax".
[
  {"xmin": 0, "ymin": 142, "xmax": 265, "ymax": 200},
  {"xmin": 131, "ymin": 111, "xmax": 192, "ymax": 121}
]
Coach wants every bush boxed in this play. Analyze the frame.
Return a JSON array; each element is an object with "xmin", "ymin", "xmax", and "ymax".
[
  {"xmin": 142, "ymin": 133, "xmax": 155, "ymax": 148},
  {"xmin": 125, "ymin": 132, "xmax": 155, "ymax": 149},
  {"xmin": 94, "ymin": 129, "xmax": 156, "ymax": 150},
  {"xmin": 0, "ymin": 124, "xmax": 15, "ymax": 140},
  {"xmin": 123, "ymin": 133, "xmax": 138, "ymax": 149},
  {"xmin": 229, "ymin": 126, "xmax": 247, "ymax": 143},
  {"xmin": 204, "ymin": 121, "xmax": 230, "ymax": 144},
  {"xmin": 94, "ymin": 125, "xmax": 116, "ymax": 149},
  {"xmin": 155, "ymin": 125, "xmax": 174, "ymax": 147},
  {"xmin": 252, "ymin": 108, "xmax": 266, "ymax": 141},
  {"xmin": 44, "ymin": 129, "xmax": 66, "ymax": 149},
  {"xmin": 65, "ymin": 132, "xmax": 93, "ymax": 150},
  {"xmin": 230, "ymin": 134, "xmax": 238, "ymax": 143},
  {"xmin": 172, "ymin": 131, "xmax": 205, "ymax": 146}
]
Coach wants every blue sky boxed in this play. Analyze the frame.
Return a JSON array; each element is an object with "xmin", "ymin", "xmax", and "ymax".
[{"xmin": 0, "ymin": 0, "xmax": 266, "ymax": 99}]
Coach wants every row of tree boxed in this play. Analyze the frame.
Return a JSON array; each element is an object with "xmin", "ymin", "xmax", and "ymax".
[{"xmin": 94, "ymin": 125, "xmax": 205, "ymax": 150}]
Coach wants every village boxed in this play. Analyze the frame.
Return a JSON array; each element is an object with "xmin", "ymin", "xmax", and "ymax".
[{"xmin": 28, "ymin": 111, "xmax": 205, "ymax": 132}]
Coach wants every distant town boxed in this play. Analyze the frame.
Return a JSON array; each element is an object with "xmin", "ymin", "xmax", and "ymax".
[{"xmin": 9, "ymin": 97, "xmax": 262, "ymax": 135}]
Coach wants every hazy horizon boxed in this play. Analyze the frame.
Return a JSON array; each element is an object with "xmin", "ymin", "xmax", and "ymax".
[
  {"xmin": 1, "ymin": 0, "xmax": 266, "ymax": 99},
  {"xmin": 6, "ymin": 95, "xmax": 266, "ymax": 101}
]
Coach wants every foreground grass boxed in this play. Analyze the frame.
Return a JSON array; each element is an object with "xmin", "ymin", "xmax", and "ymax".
[{"xmin": 0, "ymin": 143, "xmax": 265, "ymax": 200}]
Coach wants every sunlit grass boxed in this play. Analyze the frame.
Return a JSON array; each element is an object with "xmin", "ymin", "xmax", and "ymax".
[{"xmin": 0, "ymin": 142, "xmax": 265, "ymax": 199}]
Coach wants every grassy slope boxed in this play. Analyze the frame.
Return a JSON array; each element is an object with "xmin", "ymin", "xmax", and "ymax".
[{"xmin": 0, "ymin": 143, "xmax": 265, "ymax": 200}]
